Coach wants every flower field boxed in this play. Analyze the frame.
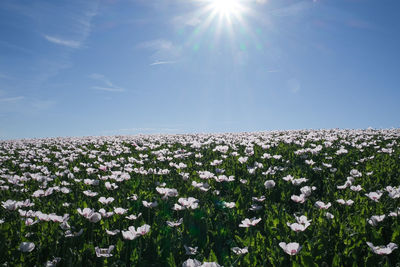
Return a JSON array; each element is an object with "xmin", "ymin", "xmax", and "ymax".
[{"xmin": 1, "ymin": 129, "xmax": 400, "ymax": 266}]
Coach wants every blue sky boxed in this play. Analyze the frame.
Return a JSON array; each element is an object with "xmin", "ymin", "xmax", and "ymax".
[{"xmin": 0, "ymin": 0, "xmax": 399, "ymax": 139}]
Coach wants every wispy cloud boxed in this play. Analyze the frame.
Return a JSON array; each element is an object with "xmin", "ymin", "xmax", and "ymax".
[
  {"xmin": 90, "ymin": 73, "xmax": 125, "ymax": 92},
  {"xmin": 270, "ymin": 1, "xmax": 314, "ymax": 17},
  {"xmin": 172, "ymin": 14, "xmax": 202, "ymax": 27},
  {"xmin": 346, "ymin": 19, "xmax": 376, "ymax": 30},
  {"xmin": 0, "ymin": 40, "xmax": 34, "ymax": 55},
  {"xmin": 137, "ymin": 39, "xmax": 182, "ymax": 62},
  {"xmin": 150, "ymin": 60, "xmax": 177, "ymax": 66},
  {"xmin": 31, "ymin": 99, "xmax": 56, "ymax": 110},
  {"xmin": 44, "ymin": 35, "xmax": 81, "ymax": 48},
  {"xmin": 92, "ymin": 86, "xmax": 125, "ymax": 92},
  {"xmin": 0, "ymin": 96, "xmax": 24, "ymax": 103},
  {"xmin": 266, "ymin": 69, "xmax": 280, "ymax": 73}
]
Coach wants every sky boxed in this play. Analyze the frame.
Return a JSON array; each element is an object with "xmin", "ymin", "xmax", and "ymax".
[{"xmin": 0, "ymin": 0, "xmax": 399, "ymax": 139}]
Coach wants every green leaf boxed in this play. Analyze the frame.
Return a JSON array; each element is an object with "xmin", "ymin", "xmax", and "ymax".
[
  {"xmin": 167, "ymin": 252, "xmax": 176, "ymax": 267},
  {"xmin": 208, "ymin": 249, "xmax": 217, "ymax": 262},
  {"xmin": 301, "ymin": 255, "xmax": 318, "ymax": 267},
  {"xmin": 332, "ymin": 254, "xmax": 341, "ymax": 267}
]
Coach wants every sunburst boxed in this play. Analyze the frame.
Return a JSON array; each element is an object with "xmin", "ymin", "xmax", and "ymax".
[{"xmin": 209, "ymin": 0, "xmax": 243, "ymax": 18}]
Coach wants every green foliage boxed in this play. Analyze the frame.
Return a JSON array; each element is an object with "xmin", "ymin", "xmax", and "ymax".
[{"xmin": 0, "ymin": 130, "xmax": 399, "ymax": 266}]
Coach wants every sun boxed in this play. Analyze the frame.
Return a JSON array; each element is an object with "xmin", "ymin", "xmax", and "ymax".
[{"xmin": 209, "ymin": 0, "xmax": 243, "ymax": 17}]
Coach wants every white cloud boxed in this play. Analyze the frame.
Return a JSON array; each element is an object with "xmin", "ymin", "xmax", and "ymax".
[
  {"xmin": 44, "ymin": 35, "xmax": 81, "ymax": 48},
  {"xmin": 90, "ymin": 73, "xmax": 125, "ymax": 92},
  {"xmin": 0, "ymin": 96, "xmax": 24, "ymax": 103},
  {"xmin": 255, "ymin": 0, "xmax": 268, "ymax": 4},
  {"xmin": 137, "ymin": 39, "xmax": 182, "ymax": 62},
  {"xmin": 137, "ymin": 39, "xmax": 174, "ymax": 51},
  {"xmin": 270, "ymin": 1, "xmax": 313, "ymax": 17},
  {"xmin": 92, "ymin": 86, "xmax": 125, "ymax": 92},
  {"xmin": 266, "ymin": 69, "xmax": 280, "ymax": 73},
  {"xmin": 172, "ymin": 14, "xmax": 202, "ymax": 27},
  {"xmin": 150, "ymin": 60, "xmax": 176, "ymax": 66},
  {"xmin": 31, "ymin": 99, "xmax": 56, "ymax": 110}
]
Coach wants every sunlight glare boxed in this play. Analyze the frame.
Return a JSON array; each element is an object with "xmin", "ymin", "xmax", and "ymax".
[{"xmin": 210, "ymin": 0, "xmax": 242, "ymax": 17}]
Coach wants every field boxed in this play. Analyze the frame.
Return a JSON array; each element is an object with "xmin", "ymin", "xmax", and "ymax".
[{"xmin": 1, "ymin": 129, "xmax": 400, "ymax": 266}]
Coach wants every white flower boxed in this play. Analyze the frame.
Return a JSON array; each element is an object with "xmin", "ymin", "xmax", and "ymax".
[
  {"xmin": 192, "ymin": 181, "xmax": 210, "ymax": 192},
  {"xmin": 184, "ymin": 245, "xmax": 198, "ymax": 255},
  {"xmin": 19, "ymin": 242, "xmax": 35, "ymax": 252},
  {"xmin": 49, "ymin": 214, "xmax": 64, "ymax": 223},
  {"xmin": 305, "ymin": 159, "xmax": 315, "ymax": 165},
  {"xmin": 300, "ymin": 186, "xmax": 316, "ymax": 197},
  {"xmin": 249, "ymin": 204, "xmax": 262, "ymax": 211},
  {"xmin": 291, "ymin": 178, "xmax": 308, "ymax": 186},
  {"xmin": 136, "ymin": 224, "xmax": 151, "ymax": 235},
  {"xmin": 25, "ymin": 218, "xmax": 38, "ymax": 226},
  {"xmin": 279, "ymin": 242, "xmax": 302, "ymax": 255},
  {"xmin": 325, "ymin": 212, "xmax": 334, "ymax": 219},
  {"xmin": 350, "ymin": 185, "xmax": 362, "ymax": 192},
  {"xmin": 77, "ymin": 208, "xmax": 93, "ymax": 217},
  {"xmin": 89, "ymin": 212, "xmax": 102, "ymax": 223},
  {"xmin": 200, "ymin": 262, "xmax": 221, "ymax": 267},
  {"xmin": 65, "ymin": 229, "xmax": 83, "ymax": 238},
  {"xmin": 368, "ymin": 215, "xmax": 385, "ymax": 226},
  {"xmin": 105, "ymin": 181, "xmax": 118, "ymax": 190},
  {"xmin": 84, "ymin": 179, "xmax": 99, "ymax": 186},
  {"xmin": 223, "ymin": 202, "xmax": 236, "ymax": 208},
  {"xmin": 125, "ymin": 213, "xmax": 142, "ymax": 220},
  {"xmin": 166, "ymin": 218, "xmax": 183, "ymax": 227},
  {"xmin": 142, "ymin": 200, "xmax": 158, "ymax": 208},
  {"xmin": 287, "ymin": 222, "xmax": 309, "ymax": 232},
  {"xmin": 182, "ymin": 258, "xmax": 202, "ymax": 267},
  {"xmin": 315, "ymin": 201, "xmax": 331, "ymax": 209},
  {"xmin": 2, "ymin": 200, "xmax": 18, "ymax": 210},
  {"xmin": 291, "ymin": 194, "xmax": 306, "ymax": 204},
  {"xmin": 366, "ymin": 242, "xmax": 398, "ymax": 255},
  {"xmin": 295, "ymin": 215, "xmax": 311, "ymax": 225},
  {"xmin": 127, "ymin": 194, "xmax": 138, "ymax": 200},
  {"xmin": 178, "ymin": 197, "xmax": 199, "ymax": 210},
  {"xmin": 214, "ymin": 175, "xmax": 234, "ymax": 182},
  {"xmin": 45, "ymin": 257, "xmax": 61, "ymax": 267},
  {"xmin": 365, "ymin": 192, "xmax": 383, "ymax": 202},
  {"xmin": 287, "ymin": 215, "xmax": 311, "ymax": 232},
  {"xmin": 239, "ymin": 217, "xmax": 261, "ymax": 227},
  {"xmin": 238, "ymin": 157, "xmax": 248, "ymax": 164},
  {"xmin": 282, "ymin": 175, "xmax": 294, "ymax": 182},
  {"xmin": 122, "ymin": 226, "xmax": 138, "ymax": 240},
  {"xmin": 264, "ymin": 180, "xmax": 276, "ymax": 189},
  {"xmin": 114, "ymin": 207, "xmax": 127, "ymax": 215},
  {"xmin": 336, "ymin": 199, "xmax": 354, "ymax": 206},
  {"xmin": 95, "ymin": 245, "xmax": 115, "ymax": 257},
  {"xmin": 350, "ymin": 169, "xmax": 362, "ymax": 177},
  {"xmin": 99, "ymin": 208, "xmax": 114, "ymax": 218},
  {"xmin": 231, "ymin": 246, "xmax": 249, "ymax": 255},
  {"xmin": 106, "ymin": 229, "xmax": 120, "ymax": 236},
  {"xmin": 173, "ymin": 203, "xmax": 184, "ymax": 211},
  {"xmin": 98, "ymin": 197, "xmax": 115, "ymax": 205},
  {"xmin": 156, "ymin": 187, "xmax": 178, "ymax": 199}
]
